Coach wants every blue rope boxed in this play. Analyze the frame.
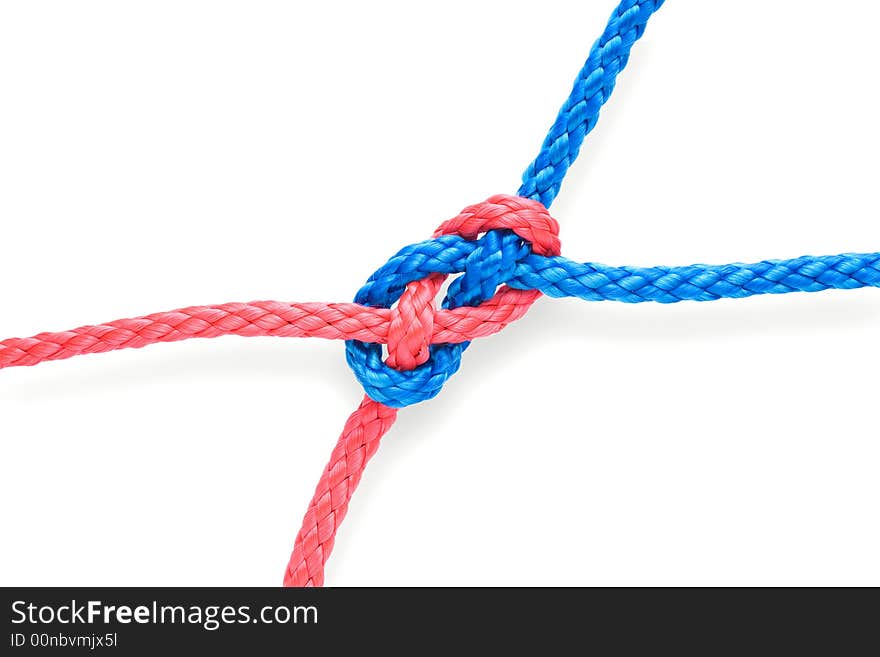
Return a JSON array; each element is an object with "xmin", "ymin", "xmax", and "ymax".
[
  {"xmin": 347, "ymin": 229, "xmax": 880, "ymax": 406},
  {"xmin": 345, "ymin": 0, "xmax": 878, "ymax": 408},
  {"xmin": 518, "ymin": 0, "xmax": 665, "ymax": 207},
  {"xmin": 512, "ymin": 252, "xmax": 880, "ymax": 303}
]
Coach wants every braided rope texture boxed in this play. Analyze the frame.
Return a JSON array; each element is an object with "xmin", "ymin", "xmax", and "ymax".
[
  {"xmin": 0, "ymin": 292, "xmax": 537, "ymax": 369},
  {"xmin": 518, "ymin": 0, "xmax": 665, "ymax": 206},
  {"xmin": 284, "ymin": 396, "xmax": 397, "ymax": 587},
  {"xmin": 344, "ymin": 195, "xmax": 560, "ymax": 407},
  {"xmin": 3, "ymin": 250, "xmax": 877, "ymax": 372},
  {"xmin": 283, "ymin": 195, "xmax": 559, "ymax": 583},
  {"xmin": 3, "ymin": 0, "xmax": 878, "ymax": 586}
]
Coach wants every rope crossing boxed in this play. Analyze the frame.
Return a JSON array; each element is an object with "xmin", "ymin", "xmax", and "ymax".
[{"xmin": 2, "ymin": 0, "xmax": 878, "ymax": 586}]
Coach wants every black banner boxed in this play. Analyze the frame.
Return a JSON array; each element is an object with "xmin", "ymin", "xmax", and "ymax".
[{"xmin": 1, "ymin": 587, "xmax": 874, "ymax": 653}]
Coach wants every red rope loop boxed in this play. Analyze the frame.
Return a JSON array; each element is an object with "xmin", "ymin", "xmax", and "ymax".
[{"xmin": 383, "ymin": 194, "xmax": 561, "ymax": 373}]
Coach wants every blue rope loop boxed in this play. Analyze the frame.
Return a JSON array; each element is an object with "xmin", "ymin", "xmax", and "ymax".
[{"xmin": 346, "ymin": 230, "xmax": 533, "ymax": 408}]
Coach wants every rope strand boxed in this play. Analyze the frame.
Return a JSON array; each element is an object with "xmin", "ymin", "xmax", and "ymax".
[
  {"xmin": 0, "ymin": 291, "xmax": 538, "ymax": 370},
  {"xmin": 284, "ymin": 396, "xmax": 398, "ymax": 587},
  {"xmin": 518, "ymin": 0, "xmax": 665, "ymax": 207}
]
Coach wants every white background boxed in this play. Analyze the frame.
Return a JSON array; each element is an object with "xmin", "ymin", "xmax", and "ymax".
[{"xmin": 1, "ymin": 1, "xmax": 878, "ymax": 586}]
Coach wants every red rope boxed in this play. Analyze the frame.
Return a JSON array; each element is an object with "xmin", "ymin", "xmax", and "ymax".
[
  {"xmin": 283, "ymin": 396, "xmax": 397, "ymax": 586},
  {"xmin": 0, "ymin": 290, "xmax": 540, "ymax": 370},
  {"xmin": 0, "ymin": 195, "xmax": 559, "ymax": 586}
]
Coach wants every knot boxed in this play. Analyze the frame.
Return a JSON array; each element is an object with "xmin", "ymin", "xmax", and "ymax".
[{"xmin": 346, "ymin": 194, "xmax": 560, "ymax": 407}]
